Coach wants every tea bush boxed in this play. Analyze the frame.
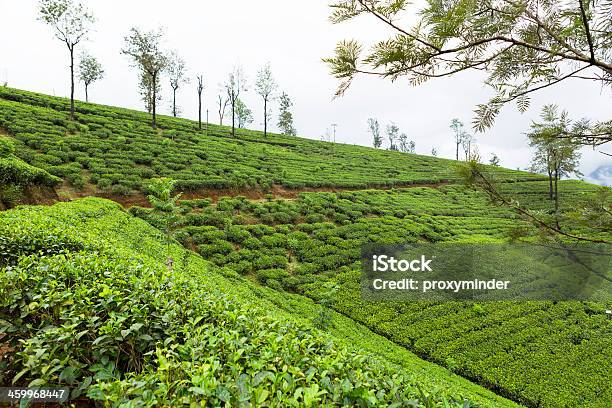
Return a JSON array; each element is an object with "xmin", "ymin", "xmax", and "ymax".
[
  {"xmin": 151, "ymin": 185, "xmax": 611, "ymax": 408},
  {"xmin": 0, "ymin": 198, "xmax": 484, "ymax": 407},
  {"xmin": 0, "ymin": 87, "xmax": 544, "ymax": 195}
]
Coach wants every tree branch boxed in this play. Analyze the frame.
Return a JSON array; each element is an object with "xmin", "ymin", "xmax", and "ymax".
[
  {"xmin": 357, "ymin": 0, "xmax": 441, "ymax": 52},
  {"xmin": 499, "ymin": 65, "xmax": 592, "ymax": 103},
  {"xmin": 577, "ymin": 0, "xmax": 596, "ymax": 63},
  {"xmin": 471, "ymin": 165, "xmax": 611, "ymax": 244}
]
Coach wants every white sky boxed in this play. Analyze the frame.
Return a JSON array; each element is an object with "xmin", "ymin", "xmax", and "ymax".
[{"xmin": 1, "ymin": 0, "xmax": 610, "ymax": 183}]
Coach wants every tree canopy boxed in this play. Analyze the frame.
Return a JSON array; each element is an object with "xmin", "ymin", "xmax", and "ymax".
[
  {"xmin": 325, "ymin": 0, "xmax": 611, "ymax": 142},
  {"xmin": 121, "ymin": 28, "xmax": 168, "ymax": 128},
  {"xmin": 78, "ymin": 52, "xmax": 104, "ymax": 102}
]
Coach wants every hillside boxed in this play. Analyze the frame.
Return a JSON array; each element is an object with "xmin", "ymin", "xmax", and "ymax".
[
  {"xmin": 0, "ymin": 87, "xmax": 544, "ymax": 203},
  {"xmin": 0, "ymin": 198, "xmax": 517, "ymax": 407},
  {"xmin": 0, "ymin": 87, "xmax": 610, "ymax": 407},
  {"xmin": 130, "ymin": 183, "xmax": 610, "ymax": 407}
]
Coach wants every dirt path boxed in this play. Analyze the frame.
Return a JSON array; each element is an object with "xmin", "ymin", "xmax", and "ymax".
[{"xmin": 53, "ymin": 181, "xmax": 452, "ymax": 208}]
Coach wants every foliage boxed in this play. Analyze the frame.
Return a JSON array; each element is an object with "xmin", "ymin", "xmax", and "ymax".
[
  {"xmin": 78, "ymin": 51, "xmax": 104, "ymax": 101},
  {"xmin": 235, "ymin": 98, "xmax": 254, "ymax": 129},
  {"xmin": 0, "ymin": 151, "xmax": 61, "ymax": 187},
  {"xmin": 324, "ymin": 0, "xmax": 612, "ymax": 137},
  {"xmin": 38, "ymin": 0, "xmax": 94, "ymax": 117},
  {"xmin": 167, "ymin": 50, "xmax": 189, "ymax": 117},
  {"xmin": 367, "ymin": 117, "xmax": 382, "ymax": 148},
  {"xmin": 386, "ymin": 122, "xmax": 399, "ymax": 150},
  {"xmin": 145, "ymin": 178, "xmax": 182, "ymax": 259},
  {"xmin": 0, "ymin": 87, "xmax": 543, "ymax": 195},
  {"xmin": 450, "ymin": 119, "xmax": 470, "ymax": 161},
  {"xmin": 278, "ymin": 92, "xmax": 297, "ymax": 136},
  {"xmin": 0, "ymin": 198, "xmax": 479, "ymax": 407},
  {"xmin": 38, "ymin": 0, "xmax": 93, "ymax": 45},
  {"xmin": 133, "ymin": 183, "xmax": 611, "ymax": 408},
  {"xmin": 529, "ymin": 105, "xmax": 583, "ymax": 207},
  {"xmin": 121, "ymin": 27, "xmax": 168, "ymax": 128},
  {"xmin": 489, "ymin": 154, "xmax": 500, "ymax": 167},
  {"xmin": 255, "ymin": 63, "xmax": 278, "ymax": 137},
  {"xmin": 225, "ymin": 66, "xmax": 247, "ymax": 137}
]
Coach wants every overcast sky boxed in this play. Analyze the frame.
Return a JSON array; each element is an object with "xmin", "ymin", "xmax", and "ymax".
[{"xmin": 1, "ymin": 0, "xmax": 610, "ymax": 183}]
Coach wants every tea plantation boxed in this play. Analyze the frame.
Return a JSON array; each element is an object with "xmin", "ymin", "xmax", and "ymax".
[
  {"xmin": 0, "ymin": 198, "xmax": 518, "ymax": 407},
  {"xmin": 0, "ymin": 86, "xmax": 610, "ymax": 407},
  {"xmin": 0, "ymin": 87, "xmax": 544, "ymax": 197},
  {"xmin": 130, "ymin": 185, "xmax": 612, "ymax": 408}
]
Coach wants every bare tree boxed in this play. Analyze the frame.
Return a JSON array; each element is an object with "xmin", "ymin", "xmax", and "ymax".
[
  {"xmin": 450, "ymin": 119, "xmax": 469, "ymax": 161},
  {"xmin": 462, "ymin": 134, "xmax": 474, "ymax": 161},
  {"xmin": 167, "ymin": 51, "xmax": 189, "ymax": 118},
  {"xmin": 77, "ymin": 51, "xmax": 103, "ymax": 102},
  {"xmin": 122, "ymin": 28, "xmax": 168, "ymax": 129},
  {"xmin": 225, "ymin": 66, "xmax": 247, "ymax": 137},
  {"xmin": 386, "ymin": 122, "xmax": 399, "ymax": 150},
  {"xmin": 39, "ymin": 0, "xmax": 94, "ymax": 119},
  {"xmin": 196, "ymin": 75, "xmax": 204, "ymax": 130},
  {"xmin": 368, "ymin": 118, "xmax": 382, "ymax": 148},
  {"xmin": 255, "ymin": 63, "xmax": 278, "ymax": 138},
  {"xmin": 217, "ymin": 94, "xmax": 229, "ymax": 126}
]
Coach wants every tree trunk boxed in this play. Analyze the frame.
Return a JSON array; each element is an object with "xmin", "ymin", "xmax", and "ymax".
[
  {"xmin": 547, "ymin": 169, "xmax": 553, "ymax": 200},
  {"xmin": 456, "ymin": 141, "xmax": 459, "ymax": 161},
  {"xmin": 85, "ymin": 84, "xmax": 89, "ymax": 103},
  {"xmin": 69, "ymin": 45, "xmax": 75, "ymax": 119},
  {"xmin": 231, "ymin": 98, "xmax": 236, "ymax": 137},
  {"xmin": 554, "ymin": 169, "xmax": 559, "ymax": 212},
  {"xmin": 152, "ymin": 72, "xmax": 157, "ymax": 129},
  {"xmin": 263, "ymin": 97, "xmax": 268, "ymax": 138},
  {"xmin": 172, "ymin": 87, "xmax": 177, "ymax": 117},
  {"xmin": 198, "ymin": 91, "xmax": 202, "ymax": 130},
  {"xmin": 553, "ymin": 168, "xmax": 560, "ymax": 229}
]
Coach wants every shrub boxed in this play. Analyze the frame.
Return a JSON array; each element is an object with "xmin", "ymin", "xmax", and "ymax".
[
  {"xmin": 0, "ymin": 184, "xmax": 22, "ymax": 207},
  {"xmin": 255, "ymin": 268, "xmax": 290, "ymax": 283},
  {"xmin": 97, "ymin": 177, "xmax": 112, "ymax": 191},
  {"xmin": 0, "ymin": 136, "xmax": 15, "ymax": 157},
  {"xmin": 111, "ymin": 184, "xmax": 132, "ymax": 196},
  {"xmin": 0, "ymin": 155, "xmax": 61, "ymax": 187}
]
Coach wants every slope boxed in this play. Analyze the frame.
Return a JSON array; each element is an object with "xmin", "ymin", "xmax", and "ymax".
[
  {"xmin": 0, "ymin": 86, "xmax": 544, "ymax": 203},
  {"xmin": 0, "ymin": 198, "xmax": 519, "ymax": 407}
]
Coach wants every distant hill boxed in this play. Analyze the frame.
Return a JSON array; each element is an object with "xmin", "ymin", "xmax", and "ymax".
[{"xmin": 587, "ymin": 164, "xmax": 612, "ymax": 186}]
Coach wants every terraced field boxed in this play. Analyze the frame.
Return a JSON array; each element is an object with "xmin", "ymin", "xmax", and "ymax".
[
  {"xmin": 0, "ymin": 87, "xmax": 610, "ymax": 407},
  {"xmin": 0, "ymin": 87, "xmax": 543, "ymax": 196},
  {"xmin": 1, "ymin": 198, "xmax": 521, "ymax": 406},
  {"xmin": 130, "ymin": 184, "xmax": 611, "ymax": 407}
]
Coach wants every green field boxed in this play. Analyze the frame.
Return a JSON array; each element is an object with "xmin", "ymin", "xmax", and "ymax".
[
  {"xmin": 0, "ymin": 87, "xmax": 543, "ymax": 195},
  {"xmin": 0, "ymin": 87, "xmax": 610, "ymax": 407},
  {"xmin": 130, "ymin": 185, "xmax": 611, "ymax": 407}
]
